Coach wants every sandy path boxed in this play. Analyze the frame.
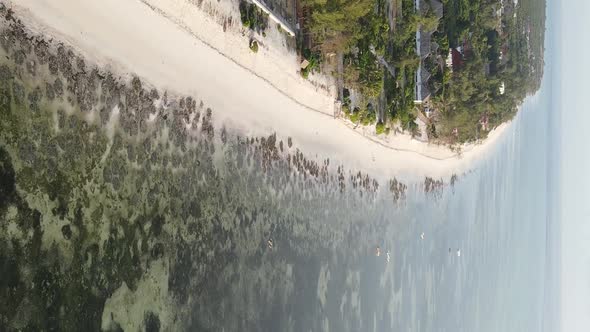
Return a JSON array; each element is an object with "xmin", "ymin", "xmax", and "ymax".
[{"xmin": 8, "ymin": 0, "xmax": 509, "ymax": 180}]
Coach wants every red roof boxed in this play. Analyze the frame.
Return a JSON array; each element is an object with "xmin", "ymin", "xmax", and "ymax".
[{"xmin": 451, "ymin": 48, "xmax": 464, "ymax": 69}]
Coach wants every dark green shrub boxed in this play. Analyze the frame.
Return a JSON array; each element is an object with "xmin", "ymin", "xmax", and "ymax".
[
  {"xmin": 249, "ymin": 40, "xmax": 259, "ymax": 53},
  {"xmin": 239, "ymin": 1, "xmax": 269, "ymax": 33}
]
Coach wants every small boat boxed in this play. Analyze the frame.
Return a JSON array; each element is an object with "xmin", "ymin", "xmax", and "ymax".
[
  {"xmin": 420, "ymin": 232, "xmax": 425, "ymax": 240},
  {"xmin": 456, "ymin": 249, "xmax": 461, "ymax": 257},
  {"xmin": 376, "ymin": 246, "xmax": 381, "ymax": 257}
]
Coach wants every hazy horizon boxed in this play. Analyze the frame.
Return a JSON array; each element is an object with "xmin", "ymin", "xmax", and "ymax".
[{"xmin": 559, "ymin": 0, "xmax": 590, "ymax": 331}]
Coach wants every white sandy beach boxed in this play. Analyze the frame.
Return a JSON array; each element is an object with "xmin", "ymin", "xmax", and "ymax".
[{"xmin": 8, "ymin": 0, "xmax": 510, "ymax": 180}]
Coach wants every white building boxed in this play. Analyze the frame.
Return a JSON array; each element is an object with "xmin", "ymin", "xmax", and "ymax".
[{"xmin": 446, "ymin": 48, "xmax": 453, "ymax": 69}]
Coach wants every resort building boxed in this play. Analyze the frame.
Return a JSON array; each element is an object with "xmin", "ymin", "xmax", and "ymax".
[{"xmin": 414, "ymin": 0, "xmax": 444, "ymax": 104}]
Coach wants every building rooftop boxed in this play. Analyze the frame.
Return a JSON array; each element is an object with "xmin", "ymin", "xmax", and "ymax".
[{"xmin": 414, "ymin": 0, "xmax": 444, "ymax": 103}]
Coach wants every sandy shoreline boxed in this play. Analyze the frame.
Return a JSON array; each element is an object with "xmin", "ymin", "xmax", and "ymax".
[{"xmin": 7, "ymin": 0, "xmax": 511, "ymax": 181}]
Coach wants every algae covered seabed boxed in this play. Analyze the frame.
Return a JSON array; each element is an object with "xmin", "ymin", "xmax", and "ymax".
[{"xmin": 0, "ymin": 8, "xmax": 424, "ymax": 331}]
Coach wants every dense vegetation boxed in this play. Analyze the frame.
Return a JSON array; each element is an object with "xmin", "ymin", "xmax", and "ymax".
[
  {"xmin": 432, "ymin": 0, "xmax": 546, "ymax": 143},
  {"xmin": 301, "ymin": 0, "xmax": 390, "ymax": 125},
  {"xmin": 299, "ymin": 0, "xmax": 546, "ymax": 143},
  {"xmin": 385, "ymin": 0, "xmax": 440, "ymax": 132}
]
